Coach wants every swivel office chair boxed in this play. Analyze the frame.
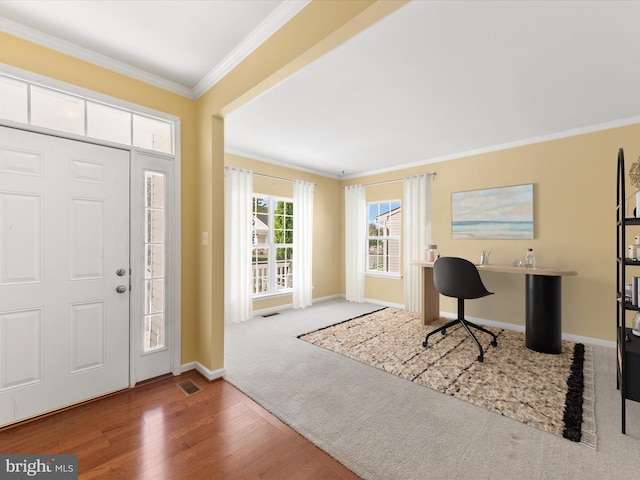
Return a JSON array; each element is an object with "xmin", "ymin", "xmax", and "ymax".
[{"xmin": 422, "ymin": 257, "xmax": 498, "ymax": 362}]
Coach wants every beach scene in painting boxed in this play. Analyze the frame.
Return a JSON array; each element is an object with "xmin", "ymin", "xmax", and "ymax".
[{"xmin": 452, "ymin": 184, "xmax": 533, "ymax": 239}]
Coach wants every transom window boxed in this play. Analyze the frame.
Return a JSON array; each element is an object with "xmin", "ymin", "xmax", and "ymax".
[
  {"xmin": 252, "ymin": 195, "xmax": 294, "ymax": 296},
  {"xmin": 0, "ymin": 72, "xmax": 173, "ymax": 155},
  {"xmin": 367, "ymin": 200, "xmax": 401, "ymax": 275}
]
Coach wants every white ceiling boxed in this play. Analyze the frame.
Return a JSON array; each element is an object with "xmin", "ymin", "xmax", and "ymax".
[{"xmin": 1, "ymin": 1, "xmax": 640, "ymax": 178}]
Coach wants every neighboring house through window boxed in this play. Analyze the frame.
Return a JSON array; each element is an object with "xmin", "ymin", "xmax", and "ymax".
[
  {"xmin": 252, "ymin": 195, "xmax": 294, "ymax": 296},
  {"xmin": 367, "ymin": 200, "xmax": 401, "ymax": 275}
]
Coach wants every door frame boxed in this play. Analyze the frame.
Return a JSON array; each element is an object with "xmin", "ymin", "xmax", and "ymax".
[{"xmin": 0, "ymin": 66, "xmax": 182, "ymax": 386}]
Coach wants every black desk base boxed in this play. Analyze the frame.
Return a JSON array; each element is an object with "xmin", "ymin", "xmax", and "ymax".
[{"xmin": 525, "ymin": 274, "xmax": 562, "ymax": 354}]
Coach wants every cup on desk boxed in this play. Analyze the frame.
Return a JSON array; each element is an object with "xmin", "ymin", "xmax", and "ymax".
[{"xmin": 480, "ymin": 255, "xmax": 489, "ymax": 265}]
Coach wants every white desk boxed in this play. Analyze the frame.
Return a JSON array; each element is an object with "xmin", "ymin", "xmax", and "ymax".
[{"xmin": 415, "ymin": 260, "xmax": 577, "ymax": 354}]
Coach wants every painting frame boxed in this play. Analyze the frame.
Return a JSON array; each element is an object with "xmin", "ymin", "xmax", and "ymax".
[{"xmin": 451, "ymin": 184, "xmax": 534, "ymax": 239}]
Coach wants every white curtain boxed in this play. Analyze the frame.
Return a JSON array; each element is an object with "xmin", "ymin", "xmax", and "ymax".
[
  {"xmin": 293, "ymin": 180, "xmax": 315, "ymax": 309},
  {"xmin": 345, "ymin": 184, "xmax": 366, "ymax": 302},
  {"xmin": 403, "ymin": 174, "xmax": 432, "ymax": 312},
  {"xmin": 224, "ymin": 167, "xmax": 253, "ymax": 323}
]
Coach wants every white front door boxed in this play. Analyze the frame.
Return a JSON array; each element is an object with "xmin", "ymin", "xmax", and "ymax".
[{"xmin": 0, "ymin": 126, "xmax": 130, "ymax": 426}]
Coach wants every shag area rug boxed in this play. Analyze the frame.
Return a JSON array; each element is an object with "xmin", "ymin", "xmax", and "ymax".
[{"xmin": 298, "ymin": 307, "xmax": 596, "ymax": 448}]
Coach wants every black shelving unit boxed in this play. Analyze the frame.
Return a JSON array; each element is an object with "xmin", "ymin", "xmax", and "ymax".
[{"xmin": 616, "ymin": 147, "xmax": 640, "ymax": 433}]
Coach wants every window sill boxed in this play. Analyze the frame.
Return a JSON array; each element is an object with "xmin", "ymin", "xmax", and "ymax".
[
  {"xmin": 253, "ymin": 290, "xmax": 293, "ymax": 301},
  {"xmin": 365, "ymin": 271, "xmax": 402, "ymax": 280}
]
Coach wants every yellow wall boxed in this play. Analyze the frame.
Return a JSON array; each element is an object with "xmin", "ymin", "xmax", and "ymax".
[
  {"xmin": 0, "ymin": 0, "xmax": 629, "ymax": 381},
  {"xmin": 0, "ymin": 31, "xmax": 201, "ymax": 363},
  {"xmin": 225, "ymin": 154, "xmax": 343, "ymax": 312},
  {"xmin": 195, "ymin": 0, "xmax": 404, "ymax": 371},
  {"xmin": 343, "ymin": 125, "xmax": 640, "ymax": 342},
  {"xmin": 0, "ymin": 1, "xmax": 405, "ymax": 374}
]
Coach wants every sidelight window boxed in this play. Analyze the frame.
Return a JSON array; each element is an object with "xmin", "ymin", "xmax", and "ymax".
[{"xmin": 144, "ymin": 171, "xmax": 166, "ymax": 352}]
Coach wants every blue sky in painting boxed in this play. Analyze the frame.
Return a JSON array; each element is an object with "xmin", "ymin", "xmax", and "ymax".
[{"xmin": 452, "ymin": 184, "xmax": 533, "ymax": 223}]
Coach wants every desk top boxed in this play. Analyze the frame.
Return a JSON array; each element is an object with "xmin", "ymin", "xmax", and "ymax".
[{"xmin": 414, "ymin": 260, "xmax": 577, "ymax": 277}]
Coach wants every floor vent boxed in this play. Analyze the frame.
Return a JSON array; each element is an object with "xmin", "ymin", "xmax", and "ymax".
[
  {"xmin": 177, "ymin": 380, "xmax": 202, "ymax": 396},
  {"xmin": 262, "ymin": 312, "xmax": 280, "ymax": 317}
]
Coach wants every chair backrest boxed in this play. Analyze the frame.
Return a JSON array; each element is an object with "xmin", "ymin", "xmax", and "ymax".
[{"xmin": 433, "ymin": 257, "xmax": 493, "ymax": 300}]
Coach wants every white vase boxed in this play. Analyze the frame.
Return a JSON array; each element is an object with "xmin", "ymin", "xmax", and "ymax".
[{"xmin": 636, "ymin": 190, "xmax": 640, "ymax": 218}]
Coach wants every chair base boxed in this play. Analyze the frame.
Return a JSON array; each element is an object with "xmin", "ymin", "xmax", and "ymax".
[{"xmin": 422, "ymin": 318, "xmax": 498, "ymax": 362}]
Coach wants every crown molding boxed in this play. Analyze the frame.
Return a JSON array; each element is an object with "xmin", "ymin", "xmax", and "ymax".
[
  {"xmin": 192, "ymin": 0, "xmax": 311, "ymax": 99},
  {"xmin": 225, "ymin": 146, "xmax": 341, "ymax": 180},
  {"xmin": 340, "ymin": 115, "xmax": 640, "ymax": 180},
  {"xmin": 0, "ymin": 17, "xmax": 194, "ymax": 98}
]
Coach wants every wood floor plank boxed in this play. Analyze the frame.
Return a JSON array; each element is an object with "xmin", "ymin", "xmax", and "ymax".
[{"xmin": 0, "ymin": 371, "xmax": 360, "ymax": 480}]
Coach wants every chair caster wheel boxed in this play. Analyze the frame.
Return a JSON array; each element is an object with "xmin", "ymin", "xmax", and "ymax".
[
  {"xmin": 422, "ymin": 341, "xmax": 428, "ymax": 348},
  {"xmin": 491, "ymin": 340, "xmax": 497, "ymax": 347},
  {"xmin": 477, "ymin": 355, "xmax": 484, "ymax": 362}
]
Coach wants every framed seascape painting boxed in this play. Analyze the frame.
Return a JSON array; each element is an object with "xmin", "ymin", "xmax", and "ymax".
[{"xmin": 451, "ymin": 184, "xmax": 534, "ymax": 239}]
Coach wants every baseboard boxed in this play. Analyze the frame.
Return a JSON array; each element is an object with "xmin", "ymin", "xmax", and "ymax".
[
  {"xmin": 440, "ymin": 311, "xmax": 615, "ymax": 349},
  {"xmin": 364, "ymin": 298, "xmax": 405, "ymax": 309},
  {"xmin": 181, "ymin": 361, "xmax": 226, "ymax": 381},
  {"xmin": 252, "ymin": 294, "xmax": 346, "ymax": 317}
]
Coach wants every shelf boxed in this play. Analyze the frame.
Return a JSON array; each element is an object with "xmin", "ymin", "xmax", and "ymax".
[
  {"xmin": 625, "ymin": 217, "xmax": 640, "ymax": 226},
  {"xmin": 620, "ymin": 327, "xmax": 640, "ymax": 355}
]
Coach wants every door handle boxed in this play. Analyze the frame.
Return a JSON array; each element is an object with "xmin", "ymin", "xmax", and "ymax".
[
  {"xmin": 116, "ymin": 268, "xmax": 127, "ymax": 276},
  {"xmin": 116, "ymin": 285, "xmax": 127, "ymax": 293}
]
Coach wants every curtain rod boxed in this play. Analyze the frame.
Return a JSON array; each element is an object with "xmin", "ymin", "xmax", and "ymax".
[
  {"xmin": 253, "ymin": 172, "xmax": 317, "ymax": 187},
  {"xmin": 346, "ymin": 172, "xmax": 437, "ymax": 189}
]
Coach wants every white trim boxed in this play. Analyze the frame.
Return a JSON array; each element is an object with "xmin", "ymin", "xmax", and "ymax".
[
  {"xmin": 364, "ymin": 298, "xmax": 405, "ymax": 310},
  {"xmin": 0, "ymin": 63, "xmax": 180, "ymax": 124},
  {"xmin": 172, "ymin": 121, "xmax": 182, "ymax": 376},
  {"xmin": 226, "ymin": 147, "xmax": 341, "ymax": 179},
  {"xmin": 440, "ymin": 311, "xmax": 616, "ymax": 348},
  {"xmin": 0, "ymin": 19, "xmax": 192, "ymax": 98},
  {"xmin": 180, "ymin": 362, "xmax": 226, "ymax": 381},
  {"xmin": 193, "ymin": 0, "xmax": 311, "ymax": 98},
  {"xmin": 340, "ymin": 115, "xmax": 640, "ymax": 180}
]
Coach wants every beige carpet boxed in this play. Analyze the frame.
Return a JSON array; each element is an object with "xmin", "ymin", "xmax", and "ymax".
[{"xmin": 299, "ymin": 307, "xmax": 596, "ymax": 448}]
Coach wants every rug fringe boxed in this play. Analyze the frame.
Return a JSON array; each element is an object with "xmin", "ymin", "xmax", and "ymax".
[{"xmin": 580, "ymin": 344, "xmax": 597, "ymax": 449}]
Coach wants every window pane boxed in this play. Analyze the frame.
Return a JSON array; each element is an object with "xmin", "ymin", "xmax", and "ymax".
[
  {"xmin": 275, "ymin": 247, "xmax": 293, "ymax": 290},
  {"xmin": 252, "ymin": 197, "xmax": 269, "ymax": 245},
  {"xmin": 252, "ymin": 248, "xmax": 269, "ymax": 294},
  {"xmin": 133, "ymin": 114, "xmax": 173, "ymax": 154},
  {"xmin": 0, "ymin": 76, "xmax": 27, "ymax": 123},
  {"xmin": 145, "ymin": 171, "xmax": 166, "ymax": 208},
  {"xmin": 145, "ymin": 209, "xmax": 165, "ymax": 243},
  {"xmin": 87, "ymin": 101, "xmax": 131, "ymax": 145},
  {"xmin": 274, "ymin": 200, "xmax": 293, "ymax": 245},
  {"xmin": 145, "ymin": 244, "xmax": 165, "ymax": 279},
  {"xmin": 31, "ymin": 86, "xmax": 84, "ymax": 135},
  {"xmin": 145, "ymin": 279, "xmax": 165, "ymax": 314},
  {"xmin": 144, "ymin": 314, "xmax": 165, "ymax": 351}
]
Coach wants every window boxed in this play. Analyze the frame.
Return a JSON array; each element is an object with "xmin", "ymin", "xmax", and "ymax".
[
  {"xmin": 0, "ymin": 72, "xmax": 174, "ymax": 155},
  {"xmin": 367, "ymin": 200, "xmax": 401, "ymax": 275},
  {"xmin": 144, "ymin": 171, "xmax": 166, "ymax": 352},
  {"xmin": 252, "ymin": 195, "xmax": 294, "ymax": 296}
]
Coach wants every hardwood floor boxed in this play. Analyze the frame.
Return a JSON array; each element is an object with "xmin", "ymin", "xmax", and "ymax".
[{"xmin": 0, "ymin": 371, "xmax": 361, "ymax": 479}]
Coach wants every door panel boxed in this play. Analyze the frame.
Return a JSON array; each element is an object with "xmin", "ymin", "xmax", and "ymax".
[
  {"xmin": 133, "ymin": 153, "xmax": 173, "ymax": 383},
  {"xmin": 0, "ymin": 126, "xmax": 130, "ymax": 427}
]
